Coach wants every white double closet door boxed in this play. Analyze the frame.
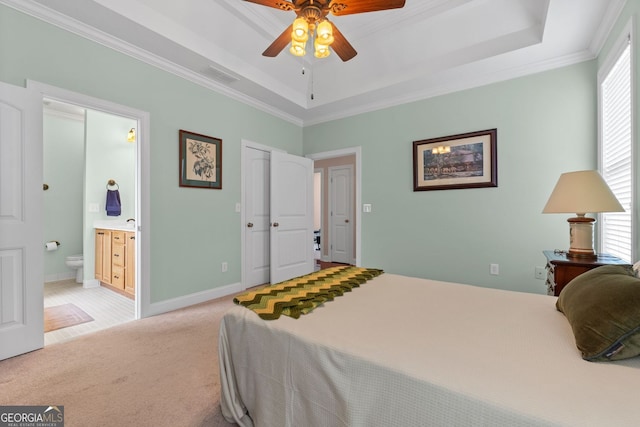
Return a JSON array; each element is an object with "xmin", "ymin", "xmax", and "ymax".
[{"xmin": 243, "ymin": 146, "xmax": 314, "ymax": 288}]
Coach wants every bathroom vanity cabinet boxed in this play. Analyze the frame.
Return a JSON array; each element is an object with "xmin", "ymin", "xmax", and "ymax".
[
  {"xmin": 95, "ymin": 228, "xmax": 135, "ymax": 297},
  {"xmin": 124, "ymin": 232, "xmax": 135, "ymax": 296},
  {"xmin": 94, "ymin": 229, "xmax": 111, "ymax": 283}
]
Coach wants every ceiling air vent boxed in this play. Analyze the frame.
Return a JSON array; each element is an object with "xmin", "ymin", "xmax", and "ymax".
[{"xmin": 205, "ymin": 65, "xmax": 240, "ymax": 85}]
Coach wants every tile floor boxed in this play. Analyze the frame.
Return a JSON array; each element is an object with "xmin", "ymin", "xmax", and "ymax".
[{"xmin": 44, "ymin": 279, "xmax": 135, "ymax": 346}]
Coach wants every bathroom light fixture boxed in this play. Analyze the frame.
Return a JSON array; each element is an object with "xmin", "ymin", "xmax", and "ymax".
[
  {"xmin": 542, "ymin": 170, "xmax": 624, "ymax": 259},
  {"xmin": 127, "ymin": 128, "xmax": 136, "ymax": 143}
]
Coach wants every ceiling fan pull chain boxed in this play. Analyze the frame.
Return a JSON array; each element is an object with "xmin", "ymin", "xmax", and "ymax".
[{"xmin": 309, "ymin": 33, "xmax": 315, "ymax": 100}]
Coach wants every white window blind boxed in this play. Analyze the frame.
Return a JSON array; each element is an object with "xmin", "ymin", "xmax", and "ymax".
[{"xmin": 599, "ymin": 37, "xmax": 633, "ymax": 262}]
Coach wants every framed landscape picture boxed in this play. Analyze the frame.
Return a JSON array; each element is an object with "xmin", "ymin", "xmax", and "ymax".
[
  {"xmin": 413, "ymin": 128, "xmax": 497, "ymax": 191},
  {"xmin": 179, "ymin": 130, "xmax": 222, "ymax": 189}
]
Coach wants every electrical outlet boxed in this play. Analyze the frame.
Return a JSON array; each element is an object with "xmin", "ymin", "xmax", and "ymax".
[
  {"xmin": 534, "ymin": 266, "xmax": 546, "ymax": 280},
  {"xmin": 221, "ymin": 262, "xmax": 228, "ymax": 273},
  {"xmin": 490, "ymin": 264, "xmax": 499, "ymax": 275}
]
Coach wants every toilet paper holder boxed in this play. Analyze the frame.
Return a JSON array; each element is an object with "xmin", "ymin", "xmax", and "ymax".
[{"xmin": 45, "ymin": 240, "xmax": 61, "ymax": 248}]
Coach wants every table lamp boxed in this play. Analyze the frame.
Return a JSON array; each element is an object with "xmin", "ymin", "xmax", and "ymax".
[{"xmin": 542, "ymin": 170, "xmax": 624, "ymax": 259}]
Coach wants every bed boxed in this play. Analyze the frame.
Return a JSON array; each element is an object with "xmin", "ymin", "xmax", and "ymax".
[{"xmin": 218, "ymin": 266, "xmax": 640, "ymax": 426}]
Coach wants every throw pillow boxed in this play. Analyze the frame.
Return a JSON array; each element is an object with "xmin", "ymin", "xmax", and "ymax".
[{"xmin": 556, "ymin": 264, "xmax": 640, "ymax": 361}]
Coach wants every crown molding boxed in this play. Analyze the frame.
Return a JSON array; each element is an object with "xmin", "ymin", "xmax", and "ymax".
[
  {"xmin": 588, "ymin": 0, "xmax": 627, "ymax": 56},
  {"xmin": 1, "ymin": 0, "xmax": 623, "ymax": 129},
  {"xmin": 302, "ymin": 49, "xmax": 595, "ymax": 126},
  {"xmin": 0, "ymin": 0, "xmax": 303, "ymax": 126}
]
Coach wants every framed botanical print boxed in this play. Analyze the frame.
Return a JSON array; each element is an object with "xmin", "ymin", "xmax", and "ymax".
[{"xmin": 179, "ymin": 130, "xmax": 222, "ymax": 189}]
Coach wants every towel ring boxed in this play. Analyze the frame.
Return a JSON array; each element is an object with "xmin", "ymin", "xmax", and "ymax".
[{"xmin": 106, "ymin": 179, "xmax": 119, "ymax": 190}]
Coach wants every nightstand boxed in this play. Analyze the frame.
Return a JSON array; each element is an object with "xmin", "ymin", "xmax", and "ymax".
[{"xmin": 543, "ymin": 250, "xmax": 630, "ymax": 296}]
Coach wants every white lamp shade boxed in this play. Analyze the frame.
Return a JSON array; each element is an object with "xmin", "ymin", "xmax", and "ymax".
[{"xmin": 542, "ymin": 170, "xmax": 624, "ymax": 214}]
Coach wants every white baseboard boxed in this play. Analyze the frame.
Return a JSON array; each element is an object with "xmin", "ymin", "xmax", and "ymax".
[
  {"xmin": 44, "ymin": 272, "xmax": 75, "ymax": 283},
  {"xmin": 143, "ymin": 281, "xmax": 243, "ymax": 317},
  {"xmin": 83, "ymin": 279, "xmax": 100, "ymax": 289}
]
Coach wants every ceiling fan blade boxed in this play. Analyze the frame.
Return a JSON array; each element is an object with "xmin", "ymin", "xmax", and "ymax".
[
  {"xmin": 263, "ymin": 25, "xmax": 293, "ymax": 57},
  {"xmin": 331, "ymin": 0, "xmax": 405, "ymax": 16},
  {"xmin": 330, "ymin": 23, "xmax": 357, "ymax": 62},
  {"xmin": 243, "ymin": 0, "xmax": 295, "ymax": 12}
]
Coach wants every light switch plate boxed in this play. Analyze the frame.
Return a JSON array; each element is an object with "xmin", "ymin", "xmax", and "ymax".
[{"xmin": 363, "ymin": 204, "xmax": 372, "ymax": 213}]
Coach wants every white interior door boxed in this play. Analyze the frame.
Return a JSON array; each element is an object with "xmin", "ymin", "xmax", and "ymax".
[
  {"xmin": 270, "ymin": 151, "xmax": 314, "ymax": 283},
  {"xmin": 244, "ymin": 147, "xmax": 270, "ymax": 287},
  {"xmin": 329, "ymin": 165, "xmax": 353, "ymax": 264},
  {"xmin": 0, "ymin": 82, "xmax": 44, "ymax": 360}
]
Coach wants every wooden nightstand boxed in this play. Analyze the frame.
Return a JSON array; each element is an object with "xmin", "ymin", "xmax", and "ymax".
[{"xmin": 543, "ymin": 250, "xmax": 630, "ymax": 296}]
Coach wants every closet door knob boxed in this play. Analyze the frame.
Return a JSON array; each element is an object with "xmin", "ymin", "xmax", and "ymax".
[
  {"xmin": 247, "ymin": 222, "xmax": 254, "ymax": 228},
  {"xmin": 273, "ymin": 222, "xmax": 279, "ymax": 227}
]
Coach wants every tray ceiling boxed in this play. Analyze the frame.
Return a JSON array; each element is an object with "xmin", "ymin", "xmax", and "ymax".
[{"xmin": 3, "ymin": 0, "xmax": 626, "ymax": 125}]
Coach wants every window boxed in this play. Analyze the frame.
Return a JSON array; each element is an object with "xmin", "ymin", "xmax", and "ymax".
[{"xmin": 598, "ymin": 27, "xmax": 634, "ymax": 262}]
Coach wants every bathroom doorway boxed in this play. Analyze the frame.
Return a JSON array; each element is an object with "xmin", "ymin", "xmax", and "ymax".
[
  {"xmin": 41, "ymin": 97, "xmax": 139, "ymax": 345},
  {"xmin": 308, "ymin": 150, "xmax": 359, "ymax": 266}
]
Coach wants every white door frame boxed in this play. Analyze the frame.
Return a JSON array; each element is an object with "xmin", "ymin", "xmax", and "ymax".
[
  {"xmin": 313, "ymin": 167, "xmax": 323, "ymax": 259},
  {"xmin": 306, "ymin": 147, "xmax": 362, "ymax": 267},
  {"xmin": 27, "ymin": 80, "xmax": 150, "ymax": 319}
]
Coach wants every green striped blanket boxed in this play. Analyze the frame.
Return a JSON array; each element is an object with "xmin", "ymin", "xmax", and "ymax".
[{"xmin": 234, "ymin": 266, "xmax": 384, "ymax": 319}]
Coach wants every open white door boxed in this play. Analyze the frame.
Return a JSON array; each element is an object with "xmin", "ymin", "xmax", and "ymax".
[
  {"xmin": 244, "ymin": 147, "xmax": 271, "ymax": 287},
  {"xmin": 0, "ymin": 82, "xmax": 44, "ymax": 360},
  {"xmin": 270, "ymin": 151, "xmax": 314, "ymax": 283}
]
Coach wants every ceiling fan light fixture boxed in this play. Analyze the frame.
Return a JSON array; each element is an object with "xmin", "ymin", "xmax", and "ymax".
[
  {"xmin": 248, "ymin": 0, "xmax": 406, "ymax": 62},
  {"xmin": 290, "ymin": 39, "xmax": 306, "ymax": 57},
  {"xmin": 291, "ymin": 17, "xmax": 309, "ymax": 43},
  {"xmin": 316, "ymin": 20, "xmax": 334, "ymax": 45},
  {"xmin": 314, "ymin": 39, "xmax": 331, "ymax": 58}
]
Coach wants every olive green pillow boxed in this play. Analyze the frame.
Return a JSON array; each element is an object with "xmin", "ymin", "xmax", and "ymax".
[{"xmin": 556, "ymin": 265, "xmax": 640, "ymax": 362}]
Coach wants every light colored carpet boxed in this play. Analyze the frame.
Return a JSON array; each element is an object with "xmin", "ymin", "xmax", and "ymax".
[{"xmin": 0, "ymin": 294, "xmax": 238, "ymax": 427}]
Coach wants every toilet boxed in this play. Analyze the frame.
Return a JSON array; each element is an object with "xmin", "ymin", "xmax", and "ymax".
[{"xmin": 65, "ymin": 254, "xmax": 84, "ymax": 283}]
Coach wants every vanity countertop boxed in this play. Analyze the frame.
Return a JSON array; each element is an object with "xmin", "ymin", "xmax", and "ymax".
[{"xmin": 93, "ymin": 220, "xmax": 136, "ymax": 231}]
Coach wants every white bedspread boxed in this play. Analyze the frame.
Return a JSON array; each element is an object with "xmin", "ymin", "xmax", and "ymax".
[{"xmin": 219, "ymin": 273, "xmax": 640, "ymax": 426}]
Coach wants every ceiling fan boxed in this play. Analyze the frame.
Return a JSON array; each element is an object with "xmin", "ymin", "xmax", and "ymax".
[{"xmin": 244, "ymin": 0, "xmax": 406, "ymax": 62}]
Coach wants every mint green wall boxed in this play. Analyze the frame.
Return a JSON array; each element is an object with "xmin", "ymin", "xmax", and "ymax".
[
  {"xmin": 83, "ymin": 110, "xmax": 136, "ymax": 282},
  {"xmin": 304, "ymin": 62, "xmax": 597, "ymax": 294},
  {"xmin": 2, "ymin": 3, "xmax": 612, "ymax": 298},
  {"xmin": 43, "ymin": 113, "xmax": 84, "ymax": 281},
  {"xmin": 599, "ymin": 1, "xmax": 640, "ymax": 261},
  {"xmin": 0, "ymin": 4, "xmax": 302, "ymax": 303}
]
